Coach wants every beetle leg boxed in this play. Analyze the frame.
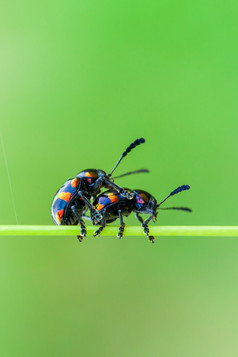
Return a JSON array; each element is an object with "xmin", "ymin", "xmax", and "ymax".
[
  {"xmin": 94, "ymin": 226, "xmax": 104, "ymax": 237},
  {"xmin": 135, "ymin": 212, "xmax": 144, "ymax": 224},
  {"xmin": 91, "ymin": 209, "xmax": 103, "ymax": 225},
  {"xmin": 78, "ymin": 192, "xmax": 93, "ymax": 209},
  {"xmin": 78, "ymin": 192, "xmax": 102, "ymax": 224},
  {"xmin": 71, "ymin": 205, "xmax": 87, "ymax": 242},
  {"xmin": 94, "ymin": 211, "xmax": 106, "ymax": 237},
  {"xmin": 103, "ymin": 178, "xmax": 134, "ymax": 200},
  {"xmin": 117, "ymin": 210, "xmax": 125, "ymax": 239},
  {"xmin": 82, "ymin": 215, "xmax": 91, "ymax": 221},
  {"xmin": 135, "ymin": 212, "xmax": 155, "ymax": 243},
  {"xmin": 93, "ymin": 177, "xmax": 104, "ymax": 191}
]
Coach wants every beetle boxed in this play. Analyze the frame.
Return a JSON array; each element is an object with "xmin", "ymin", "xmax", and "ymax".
[
  {"xmin": 51, "ymin": 138, "xmax": 147, "ymax": 240},
  {"xmin": 91, "ymin": 185, "xmax": 191, "ymax": 243}
]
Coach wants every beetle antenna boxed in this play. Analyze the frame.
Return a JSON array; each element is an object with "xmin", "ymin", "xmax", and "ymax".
[
  {"xmin": 157, "ymin": 185, "xmax": 190, "ymax": 208},
  {"xmin": 112, "ymin": 169, "xmax": 149, "ymax": 179},
  {"xmin": 159, "ymin": 207, "xmax": 192, "ymax": 212},
  {"xmin": 108, "ymin": 138, "xmax": 146, "ymax": 177}
]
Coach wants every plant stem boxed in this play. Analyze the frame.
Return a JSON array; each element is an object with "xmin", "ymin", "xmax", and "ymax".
[{"xmin": 0, "ymin": 226, "xmax": 238, "ymax": 236}]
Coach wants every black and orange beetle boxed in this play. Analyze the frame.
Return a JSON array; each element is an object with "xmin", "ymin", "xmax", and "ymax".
[
  {"xmin": 51, "ymin": 138, "xmax": 147, "ymax": 240},
  {"xmin": 91, "ymin": 185, "xmax": 191, "ymax": 243}
]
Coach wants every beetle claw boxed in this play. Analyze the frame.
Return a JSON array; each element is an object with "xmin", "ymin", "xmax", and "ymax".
[
  {"xmin": 91, "ymin": 210, "xmax": 102, "ymax": 225},
  {"xmin": 94, "ymin": 227, "xmax": 103, "ymax": 237},
  {"xmin": 77, "ymin": 235, "xmax": 84, "ymax": 242},
  {"xmin": 149, "ymin": 236, "xmax": 155, "ymax": 243}
]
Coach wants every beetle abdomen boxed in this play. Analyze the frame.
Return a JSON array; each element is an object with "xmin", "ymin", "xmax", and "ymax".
[{"xmin": 51, "ymin": 178, "xmax": 81, "ymax": 225}]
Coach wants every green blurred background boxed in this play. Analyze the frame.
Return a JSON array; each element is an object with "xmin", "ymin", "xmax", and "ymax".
[{"xmin": 1, "ymin": 0, "xmax": 238, "ymax": 356}]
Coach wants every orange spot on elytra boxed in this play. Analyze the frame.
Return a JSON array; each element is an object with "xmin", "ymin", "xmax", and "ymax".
[
  {"xmin": 85, "ymin": 171, "xmax": 98, "ymax": 178},
  {"xmin": 108, "ymin": 193, "xmax": 119, "ymax": 204},
  {"xmin": 139, "ymin": 193, "xmax": 148, "ymax": 202},
  {"xmin": 58, "ymin": 192, "xmax": 72, "ymax": 202},
  {"xmin": 71, "ymin": 178, "xmax": 79, "ymax": 187},
  {"xmin": 56, "ymin": 209, "xmax": 64, "ymax": 224},
  {"xmin": 97, "ymin": 203, "xmax": 104, "ymax": 211}
]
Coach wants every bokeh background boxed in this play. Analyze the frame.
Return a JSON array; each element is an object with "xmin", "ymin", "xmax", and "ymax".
[{"xmin": 1, "ymin": 0, "xmax": 238, "ymax": 356}]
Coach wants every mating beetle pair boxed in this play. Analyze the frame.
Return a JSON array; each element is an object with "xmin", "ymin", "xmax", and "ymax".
[
  {"xmin": 51, "ymin": 138, "xmax": 146, "ymax": 238},
  {"xmin": 51, "ymin": 138, "xmax": 191, "ymax": 242}
]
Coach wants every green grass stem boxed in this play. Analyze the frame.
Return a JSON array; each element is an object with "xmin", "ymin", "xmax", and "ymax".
[{"xmin": 0, "ymin": 226, "xmax": 238, "ymax": 237}]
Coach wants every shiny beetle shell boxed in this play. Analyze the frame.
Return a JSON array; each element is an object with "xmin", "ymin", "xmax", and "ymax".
[{"xmin": 51, "ymin": 177, "xmax": 82, "ymax": 225}]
